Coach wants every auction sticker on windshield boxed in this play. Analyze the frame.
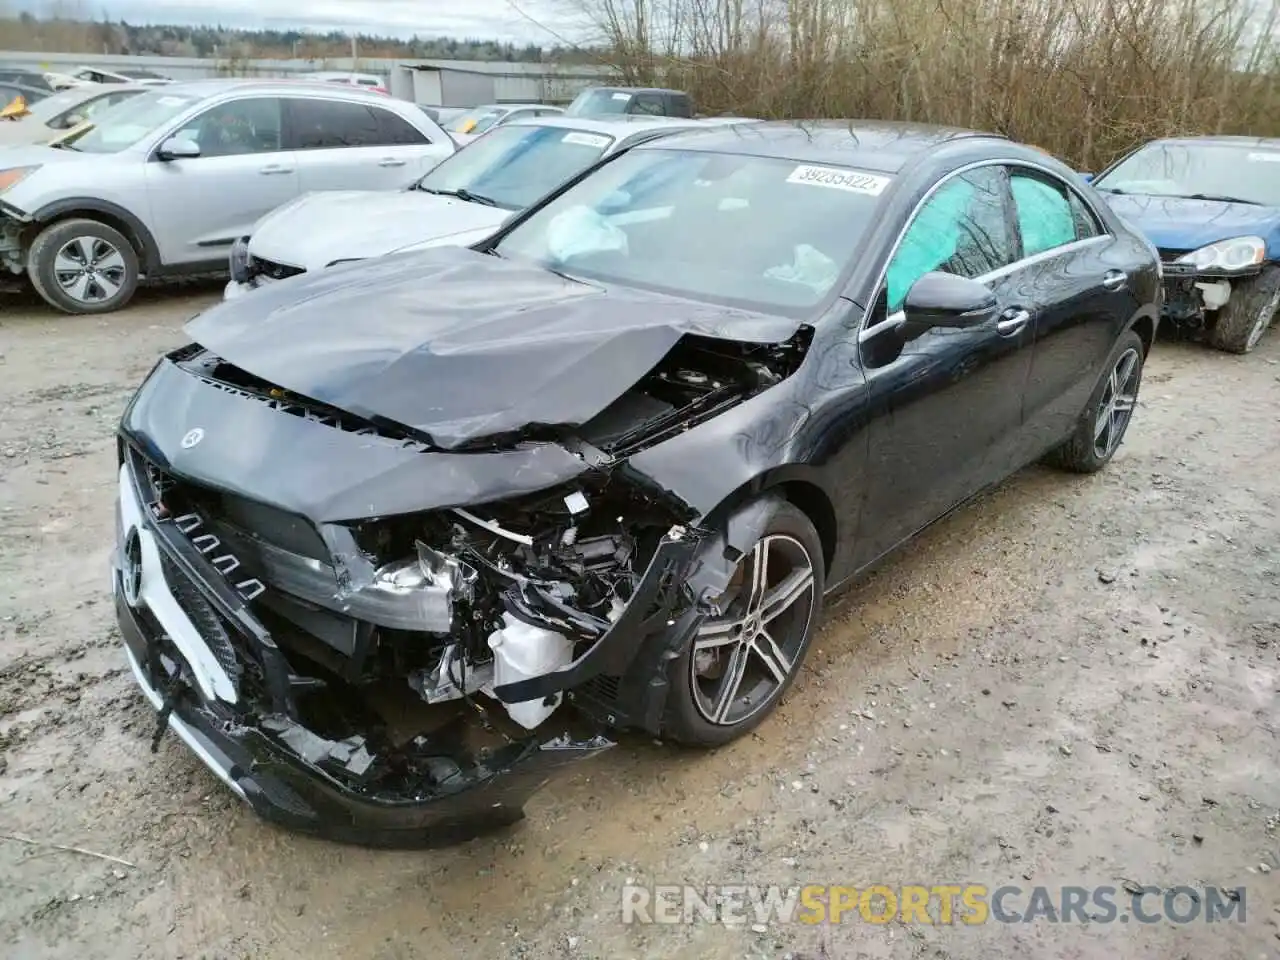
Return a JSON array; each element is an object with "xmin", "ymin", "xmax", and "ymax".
[
  {"xmin": 787, "ymin": 165, "xmax": 891, "ymax": 195},
  {"xmin": 562, "ymin": 131, "xmax": 611, "ymax": 148}
]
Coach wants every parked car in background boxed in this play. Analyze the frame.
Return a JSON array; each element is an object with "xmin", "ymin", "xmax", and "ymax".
[
  {"xmin": 44, "ymin": 71, "xmax": 97, "ymax": 90},
  {"xmin": 296, "ymin": 71, "xmax": 389, "ymax": 95},
  {"xmin": 564, "ymin": 86, "xmax": 695, "ymax": 118},
  {"xmin": 0, "ymin": 82, "xmax": 50, "ymax": 116},
  {"xmin": 0, "ymin": 65, "xmax": 56, "ymax": 93},
  {"xmin": 73, "ymin": 66, "xmax": 172, "ymax": 86},
  {"xmin": 1091, "ymin": 135, "xmax": 1280, "ymax": 353},
  {"xmin": 226, "ymin": 115, "xmax": 749, "ymax": 299},
  {"xmin": 442, "ymin": 103, "xmax": 564, "ymax": 145},
  {"xmin": 115, "ymin": 121, "xmax": 1158, "ymax": 846},
  {"xmin": 0, "ymin": 83, "xmax": 145, "ymax": 146},
  {"xmin": 0, "ymin": 80, "xmax": 453, "ymax": 314}
]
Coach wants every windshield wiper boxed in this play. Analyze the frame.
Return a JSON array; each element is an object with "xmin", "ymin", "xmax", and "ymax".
[
  {"xmin": 50, "ymin": 140, "xmax": 79, "ymax": 151},
  {"xmin": 1178, "ymin": 192, "xmax": 1263, "ymax": 205},
  {"xmin": 417, "ymin": 187, "xmax": 499, "ymax": 207}
]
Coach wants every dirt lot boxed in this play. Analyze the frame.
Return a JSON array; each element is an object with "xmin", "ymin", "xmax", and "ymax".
[{"xmin": 1, "ymin": 285, "xmax": 1278, "ymax": 960}]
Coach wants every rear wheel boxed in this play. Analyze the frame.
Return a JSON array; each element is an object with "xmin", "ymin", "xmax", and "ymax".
[
  {"xmin": 662, "ymin": 500, "xmax": 824, "ymax": 747},
  {"xmin": 1046, "ymin": 330, "xmax": 1145, "ymax": 474},
  {"xmin": 1208, "ymin": 265, "xmax": 1280, "ymax": 354},
  {"xmin": 27, "ymin": 218, "xmax": 139, "ymax": 315}
]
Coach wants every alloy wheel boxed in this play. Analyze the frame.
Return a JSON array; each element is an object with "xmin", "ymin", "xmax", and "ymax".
[
  {"xmin": 1093, "ymin": 347, "xmax": 1141, "ymax": 460},
  {"xmin": 53, "ymin": 235, "xmax": 128, "ymax": 305},
  {"xmin": 691, "ymin": 534, "xmax": 817, "ymax": 727}
]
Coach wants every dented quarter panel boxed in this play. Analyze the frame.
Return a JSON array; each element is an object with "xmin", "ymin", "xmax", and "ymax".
[{"xmin": 186, "ymin": 245, "xmax": 805, "ymax": 451}]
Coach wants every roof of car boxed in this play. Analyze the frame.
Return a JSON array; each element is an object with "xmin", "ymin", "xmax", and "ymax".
[
  {"xmin": 589, "ymin": 86, "xmax": 688, "ymax": 96},
  {"xmin": 504, "ymin": 114, "xmax": 739, "ymax": 137},
  {"xmin": 1152, "ymin": 135, "xmax": 1280, "ymax": 149},
  {"xmin": 626, "ymin": 119, "xmax": 1007, "ymax": 172},
  {"xmin": 147, "ymin": 78, "xmax": 397, "ymax": 101}
]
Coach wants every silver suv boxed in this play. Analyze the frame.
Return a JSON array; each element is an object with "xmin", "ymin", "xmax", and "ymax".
[{"xmin": 0, "ymin": 79, "xmax": 454, "ymax": 314}]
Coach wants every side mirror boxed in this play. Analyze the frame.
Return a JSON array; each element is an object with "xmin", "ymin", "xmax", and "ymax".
[
  {"xmin": 901, "ymin": 271, "xmax": 996, "ymax": 335},
  {"xmin": 157, "ymin": 136, "xmax": 200, "ymax": 161}
]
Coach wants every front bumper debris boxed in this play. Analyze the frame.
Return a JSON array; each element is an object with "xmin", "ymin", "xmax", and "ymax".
[{"xmin": 113, "ymin": 455, "xmax": 614, "ymax": 848}]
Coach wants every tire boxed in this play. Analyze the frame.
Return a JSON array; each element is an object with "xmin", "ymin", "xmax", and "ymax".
[
  {"xmin": 662, "ymin": 500, "xmax": 825, "ymax": 747},
  {"xmin": 27, "ymin": 218, "xmax": 140, "ymax": 315},
  {"xmin": 1046, "ymin": 329, "xmax": 1146, "ymax": 474},
  {"xmin": 1208, "ymin": 265, "xmax": 1280, "ymax": 354}
]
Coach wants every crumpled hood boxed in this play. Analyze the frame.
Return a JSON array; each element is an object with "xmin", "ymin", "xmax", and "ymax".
[
  {"xmin": 248, "ymin": 190, "xmax": 510, "ymax": 270},
  {"xmin": 186, "ymin": 245, "xmax": 803, "ymax": 450},
  {"xmin": 1105, "ymin": 193, "xmax": 1280, "ymax": 256}
]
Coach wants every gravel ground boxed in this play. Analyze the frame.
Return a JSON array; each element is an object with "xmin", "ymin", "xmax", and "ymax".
[{"xmin": 1, "ymin": 285, "xmax": 1278, "ymax": 960}]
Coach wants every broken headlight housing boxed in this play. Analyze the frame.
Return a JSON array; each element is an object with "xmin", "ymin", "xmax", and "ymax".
[{"xmin": 1176, "ymin": 236, "xmax": 1266, "ymax": 273}]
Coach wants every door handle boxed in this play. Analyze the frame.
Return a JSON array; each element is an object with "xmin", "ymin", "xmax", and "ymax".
[
  {"xmin": 259, "ymin": 164, "xmax": 293, "ymax": 175},
  {"xmin": 377, "ymin": 157, "xmax": 407, "ymax": 167},
  {"xmin": 996, "ymin": 308, "xmax": 1031, "ymax": 336},
  {"xmin": 1102, "ymin": 269, "xmax": 1128, "ymax": 291}
]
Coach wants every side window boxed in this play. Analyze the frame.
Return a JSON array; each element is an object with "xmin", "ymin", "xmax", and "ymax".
[
  {"xmin": 631, "ymin": 94, "xmax": 665, "ymax": 116},
  {"xmin": 1009, "ymin": 171, "xmax": 1077, "ymax": 256},
  {"xmin": 172, "ymin": 98, "xmax": 283, "ymax": 158},
  {"xmin": 374, "ymin": 107, "xmax": 429, "ymax": 145},
  {"xmin": 1068, "ymin": 190, "xmax": 1103, "ymax": 240},
  {"xmin": 288, "ymin": 98, "xmax": 384, "ymax": 149},
  {"xmin": 885, "ymin": 166, "xmax": 1013, "ymax": 311}
]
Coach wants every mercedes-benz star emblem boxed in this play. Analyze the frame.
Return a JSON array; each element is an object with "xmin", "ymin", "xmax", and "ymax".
[
  {"xmin": 120, "ymin": 528, "xmax": 143, "ymax": 607},
  {"xmin": 180, "ymin": 427, "xmax": 205, "ymax": 449}
]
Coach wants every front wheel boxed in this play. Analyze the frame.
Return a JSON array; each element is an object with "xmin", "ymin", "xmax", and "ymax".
[
  {"xmin": 662, "ymin": 500, "xmax": 825, "ymax": 747},
  {"xmin": 1046, "ymin": 329, "xmax": 1146, "ymax": 474},
  {"xmin": 1208, "ymin": 265, "xmax": 1280, "ymax": 354},
  {"xmin": 27, "ymin": 218, "xmax": 140, "ymax": 315}
]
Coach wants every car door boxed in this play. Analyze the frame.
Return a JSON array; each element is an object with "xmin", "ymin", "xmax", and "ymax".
[
  {"xmin": 1007, "ymin": 166, "xmax": 1143, "ymax": 456},
  {"xmin": 285, "ymin": 97, "xmax": 445, "ymax": 191},
  {"xmin": 853, "ymin": 163, "xmax": 1036, "ymax": 565},
  {"xmin": 143, "ymin": 96, "xmax": 299, "ymax": 267}
]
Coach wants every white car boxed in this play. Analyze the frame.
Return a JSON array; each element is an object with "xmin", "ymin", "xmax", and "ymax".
[
  {"xmin": 225, "ymin": 115, "xmax": 753, "ymax": 300},
  {"xmin": 443, "ymin": 103, "xmax": 565, "ymax": 146},
  {"xmin": 0, "ymin": 80, "xmax": 454, "ymax": 314},
  {"xmin": 0, "ymin": 83, "xmax": 146, "ymax": 146},
  {"xmin": 73, "ymin": 66, "xmax": 173, "ymax": 86}
]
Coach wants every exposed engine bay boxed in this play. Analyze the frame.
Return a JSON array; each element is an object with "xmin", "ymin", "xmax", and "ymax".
[{"xmin": 112, "ymin": 325, "xmax": 808, "ymax": 841}]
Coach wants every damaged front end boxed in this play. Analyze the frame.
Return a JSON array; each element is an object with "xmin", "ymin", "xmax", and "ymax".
[{"xmin": 112, "ymin": 327, "xmax": 806, "ymax": 845}]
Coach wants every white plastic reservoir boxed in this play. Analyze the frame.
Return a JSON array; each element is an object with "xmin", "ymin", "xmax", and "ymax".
[{"xmin": 487, "ymin": 612, "xmax": 574, "ymax": 730}]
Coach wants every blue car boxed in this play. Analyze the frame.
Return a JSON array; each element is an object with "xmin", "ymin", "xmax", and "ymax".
[{"xmin": 1090, "ymin": 136, "xmax": 1280, "ymax": 353}]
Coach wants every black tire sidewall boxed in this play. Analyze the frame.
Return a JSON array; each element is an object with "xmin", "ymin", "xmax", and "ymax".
[
  {"xmin": 1076, "ymin": 329, "xmax": 1146, "ymax": 471},
  {"xmin": 662, "ymin": 500, "xmax": 826, "ymax": 748},
  {"xmin": 28, "ymin": 219, "xmax": 139, "ymax": 315},
  {"xmin": 1210, "ymin": 265, "xmax": 1280, "ymax": 354}
]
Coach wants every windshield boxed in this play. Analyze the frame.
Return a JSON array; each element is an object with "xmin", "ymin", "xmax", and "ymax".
[
  {"xmin": 495, "ymin": 148, "xmax": 889, "ymax": 315},
  {"xmin": 445, "ymin": 107, "xmax": 507, "ymax": 135},
  {"xmin": 565, "ymin": 89, "xmax": 632, "ymax": 116},
  {"xmin": 69, "ymin": 89, "xmax": 198, "ymax": 153},
  {"xmin": 418, "ymin": 123, "xmax": 614, "ymax": 210},
  {"xmin": 1095, "ymin": 141, "xmax": 1280, "ymax": 206}
]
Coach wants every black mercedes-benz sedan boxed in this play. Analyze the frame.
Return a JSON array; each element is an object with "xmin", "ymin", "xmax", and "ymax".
[{"xmin": 112, "ymin": 121, "xmax": 1160, "ymax": 846}]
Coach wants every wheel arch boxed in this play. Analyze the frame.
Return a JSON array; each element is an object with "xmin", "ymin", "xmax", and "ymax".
[
  {"xmin": 1128, "ymin": 310, "xmax": 1157, "ymax": 356},
  {"xmin": 28, "ymin": 198, "xmax": 160, "ymax": 273},
  {"xmin": 699, "ymin": 466, "xmax": 839, "ymax": 577}
]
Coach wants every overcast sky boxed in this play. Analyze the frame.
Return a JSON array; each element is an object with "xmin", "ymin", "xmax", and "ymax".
[{"xmin": 14, "ymin": 0, "xmax": 591, "ymax": 44}]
